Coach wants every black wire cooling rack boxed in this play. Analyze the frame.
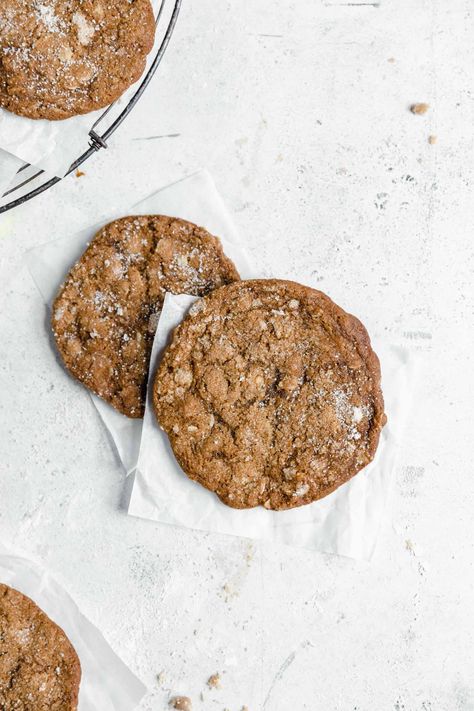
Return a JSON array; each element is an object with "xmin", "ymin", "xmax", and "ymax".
[{"xmin": 0, "ymin": 0, "xmax": 182, "ymax": 214}]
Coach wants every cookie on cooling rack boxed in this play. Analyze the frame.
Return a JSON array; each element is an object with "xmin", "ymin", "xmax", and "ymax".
[
  {"xmin": 0, "ymin": 584, "xmax": 81, "ymax": 709},
  {"xmin": 0, "ymin": 0, "xmax": 156, "ymax": 120},
  {"xmin": 52, "ymin": 216, "xmax": 240, "ymax": 418},
  {"xmin": 153, "ymin": 279, "xmax": 386, "ymax": 511}
]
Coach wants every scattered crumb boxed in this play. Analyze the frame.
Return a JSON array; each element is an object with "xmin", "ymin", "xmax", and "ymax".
[
  {"xmin": 75, "ymin": 169, "xmax": 86, "ymax": 177},
  {"xmin": 405, "ymin": 539, "xmax": 423, "ymax": 559},
  {"xmin": 207, "ymin": 673, "xmax": 221, "ymax": 689},
  {"xmin": 157, "ymin": 671, "xmax": 166, "ymax": 686},
  {"xmin": 222, "ymin": 582, "xmax": 239, "ymax": 601},
  {"xmin": 428, "ymin": 134, "xmax": 437, "ymax": 145},
  {"xmin": 241, "ymin": 707, "xmax": 250, "ymax": 711},
  {"xmin": 170, "ymin": 696, "xmax": 192, "ymax": 711},
  {"xmin": 387, "ymin": 57, "xmax": 395, "ymax": 63},
  {"xmin": 410, "ymin": 102, "xmax": 430, "ymax": 115}
]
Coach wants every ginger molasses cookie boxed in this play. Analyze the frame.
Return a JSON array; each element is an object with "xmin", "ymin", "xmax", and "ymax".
[
  {"xmin": 0, "ymin": 584, "xmax": 81, "ymax": 710},
  {"xmin": 153, "ymin": 279, "xmax": 386, "ymax": 510},
  {"xmin": 52, "ymin": 216, "xmax": 240, "ymax": 418},
  {"xmin": 0, "ymin": 0, "xmax": 155, "ymax": 120}
]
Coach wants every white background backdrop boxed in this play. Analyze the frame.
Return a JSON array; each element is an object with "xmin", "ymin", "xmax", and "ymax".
[{"xmin": 1, "ymin": 1, "xmax": 473, "ymax": 709}]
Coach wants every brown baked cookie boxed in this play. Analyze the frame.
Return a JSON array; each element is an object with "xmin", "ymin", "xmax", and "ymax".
[
  {"xmin": 0, "ymin": 584, "xmax": 81, "ymax": 710},
  {"xmin": 52, "ymin": 216, "xmax": 240, "ymax": 418},
  {"xmin": 0, "ymin": 0, "xmax": 155, "ymax": 120},
  {"xmin": 153, "ymin": 279, "xmax": 386, "ymax": 510}
]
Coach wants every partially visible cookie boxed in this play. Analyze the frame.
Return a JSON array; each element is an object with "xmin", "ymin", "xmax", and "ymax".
[
  {"xmin": 0, "ymin": 584, "xmax": 81, "ymax": 710},
  {"xmin": 153, "ymin": 279, "xmax": 386, "ymax": 510},
  {"xmin": 52, "ymin": 216, "xmax": 240, "ymax": 418},
  {"xmin": 0, "ymin": 0, "xmax": 156, "ymax": 120}
]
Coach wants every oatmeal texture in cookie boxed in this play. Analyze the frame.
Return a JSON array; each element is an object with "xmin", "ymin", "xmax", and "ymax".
[
  {"xmin": 0, "ymin": 584, "xmax": 81, "ymax": 710},
  {"xmin": 0, "ymin": 0, "xmax": 155, "ymax": 120},
  {"xmin": 153, "ymin": 279, "xmax": 386, "ymax": 510},
  {"xmin": 52, "ymin": 216, "xmax": 240, "ymax": 418}
]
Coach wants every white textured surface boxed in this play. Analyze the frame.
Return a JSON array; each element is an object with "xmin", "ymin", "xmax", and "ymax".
[{"xmin": 0, "ymin": 1, "xmax": 473, "ymax": 709}]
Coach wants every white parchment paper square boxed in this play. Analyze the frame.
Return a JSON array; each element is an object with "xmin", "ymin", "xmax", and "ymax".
[
  {"xmin": 0, "ymin": 546, "xmax": 146, "ymax": 711},
  {"xmin": 0, "ymin": 107, "xmax": 97, "ymax": 178},
  {"xmin": 0, "ymin": 149, "xmax": 25, "ymax": 199},
  {"xmin": 25, "ymin": 170, "xmax": 254, "ymax": 476},
  {"xmin": 128, "ymin": 293, "xmax": 416, "ymax": 560}
]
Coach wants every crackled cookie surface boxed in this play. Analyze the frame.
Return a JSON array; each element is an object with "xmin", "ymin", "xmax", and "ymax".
[
  {"xmin": 52, "ymin": 216, "xmax": 240, "ymax": 418},
  {"xmin": 0, "ymin": 584, "xmax": 81, "ymax": 710},
  {"xmin": 0, "ymin": 0, "xmax": 155, "ymax": 120},
  {"xmin": 153, "ymin": 280, "xmax": 386, "ymax": 510}
]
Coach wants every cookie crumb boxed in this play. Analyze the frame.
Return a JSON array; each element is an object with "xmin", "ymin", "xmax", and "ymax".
[
  {"xmin": 428, "ymin": 134, "xmax": 437, "ymax": 145},
  {"xmin": 410, "ymin": 102, "xmax": 430, "ymax": 115},
  {"xmin": 207, "ymin": 673, "xmax": 221, "ymax": 689},
  {"xmin": 387, "ymin": 57, "xmax": 395, "ymax": 63},
  {"xmin": 157, "ymin": 671, "xmax": 166, "ymax": 685},
  {"xmin": 241, "ymin": 707, "xmax": 250, "ymax": 711},
  {"xmin": 170, "ymin": 697, "xmax": 192, "ymax": 711},
  {"xmin": 222, "ymin": 582, "xmax": 238, "ymax": 600},
  {"xmin": 245, "ymin": 542, "xmax": 255, "ymax": 565},
  {"xmin": 75, "ymin": 169, "xmax": 86, "ymax": 178}
]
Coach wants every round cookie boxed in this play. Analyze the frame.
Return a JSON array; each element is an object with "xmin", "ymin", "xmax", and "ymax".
[
  {"xmin": 0, "ymin": 0, "xmax": 156, "ymax": 120},
  {"xmin": 52, "ymin": 215, "xmax": 240, "ymax": 418},
  {"xmin": 0, "ymin": 584, "xmax": 81, "ymax": 709},
  {"xmin": 153, "ymin": 279, "xmax": 386, "ymax": 510}
]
